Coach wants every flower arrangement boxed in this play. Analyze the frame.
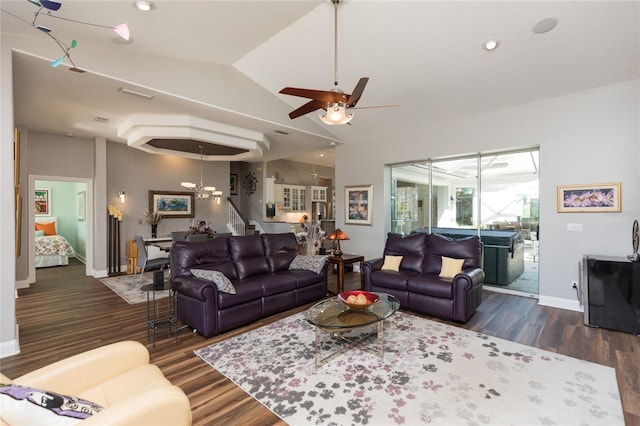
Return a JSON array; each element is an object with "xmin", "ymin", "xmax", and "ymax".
[
  {"xmin": 143, "ymin": 209, "xmax": 162, "ymax": 225},
  {"xmin": 187, "ymin": 220, "xmax": 215, "ymax": 238}
]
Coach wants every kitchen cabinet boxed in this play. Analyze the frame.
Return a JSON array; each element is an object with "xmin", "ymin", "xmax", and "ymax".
[
  {"xmin": 311, "ymin": 186, "xmax": 328, "ymax": 202},
  {"xmin": 275, "ymin": 184, "xmax": 307, "ymax": 211}
]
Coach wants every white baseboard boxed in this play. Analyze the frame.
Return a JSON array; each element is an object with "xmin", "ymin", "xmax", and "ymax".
[
  {"xmin": 0, "ymin": 325, "xmax": 20, "ymax": 358},
  {"xmin": 538, "ymin": 295, "xmax": 584, "ymax": 312},
  {"xmin": 15, "ymin": 279, "xmax": 29, "ymax": 289}
]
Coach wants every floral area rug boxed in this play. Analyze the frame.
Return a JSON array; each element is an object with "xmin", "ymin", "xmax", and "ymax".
[
  {"xmin": 99, "ymin": 271, "xmax": 169, "ymax": 304},
  {"xmin": 195, "ymin": 311, "xmax": 624, "ymax": 425}
]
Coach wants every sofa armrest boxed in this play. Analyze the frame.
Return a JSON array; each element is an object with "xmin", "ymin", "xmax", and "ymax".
[
  {"xmin": 452, "ymin": 267, "xmax": 485, "ymax": 291},
  {"xmin": 82, "ymin": 385, "xmax": 192, "ymax": 426},
  {"xmin": 361, "ymin": 257, "xmax": 384, "ymax": 291},
  {"xmin": 173, "ymin": 276, "xmax": 220, "ymax": 302},
  {"xmin": 13, "ymin": 341, "xmax": 149, "ymax": 396}
]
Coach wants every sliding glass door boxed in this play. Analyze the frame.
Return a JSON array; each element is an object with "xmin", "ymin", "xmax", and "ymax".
[{"xmin": 390, "ymin": 148, "xmax": 539, "ymax": 295}]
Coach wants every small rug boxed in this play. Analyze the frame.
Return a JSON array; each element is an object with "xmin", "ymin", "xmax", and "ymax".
[
  {"xmin": 195, "ymin": 311, "xmax": 624, "ymax": 425},
  {"xmin": 99, "ymin": 271, "xmax": 169, "ymax": 304}
]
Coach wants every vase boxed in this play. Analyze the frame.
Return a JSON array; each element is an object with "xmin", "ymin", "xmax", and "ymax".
[{"xmin": 151, "ymin": 224, "xmax": 158, "ymax": 238}]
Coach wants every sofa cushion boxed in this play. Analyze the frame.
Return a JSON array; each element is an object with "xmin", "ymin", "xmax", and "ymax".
[
  {"xmin": 381, "ymin": 255, "xmax": 403, "ymax": 271},
  {"xmin": 407, "ymin": 275, "xmax": 454, "ymax": 299},
  {"xmin": 229, "ymin": 234, "xmax": 270, "ymax": 280},
  {"xmin": 423, "ymin": 233, "xmax": 482, "ymax": 274},
  {"xmin": 383, "ymin": 232, "xmax": 427, "ymax": 273},
  {"xmin": 289, "ymin": 255, "xmax": 327, "ymax": 274},
  {"xmin": 190, "ymin": 269, "xmax": 236, "ymax": 294},
  {"xmin": 369, "ymin": 270, "xmax": 415, "ymax": 291},
  {"xmin": 439, "ymin": 256, "xmax": 465, "ymax": 279},
  {"xmin": 0, "ymin": 384, "xmax": 103, "ymax": 425},
  {"xmin": 261, "ymin": 233, "xmax": 299, "ymax": 272}
]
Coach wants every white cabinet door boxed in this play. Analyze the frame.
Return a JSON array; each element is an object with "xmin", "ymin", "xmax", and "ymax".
[{"xmin": 311, "ymin": 186, "xmax": 327, "ymax": 202}]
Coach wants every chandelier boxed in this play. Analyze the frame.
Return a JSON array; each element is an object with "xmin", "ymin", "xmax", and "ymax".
[{"xmin": 181, "ymin": 145, "xmax": 222, "ymax": 203}]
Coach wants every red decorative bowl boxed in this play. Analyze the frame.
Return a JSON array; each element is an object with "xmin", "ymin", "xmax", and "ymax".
[{"xmin": 338, "ymin": 291, "xmax": 379, "ymax": 310}]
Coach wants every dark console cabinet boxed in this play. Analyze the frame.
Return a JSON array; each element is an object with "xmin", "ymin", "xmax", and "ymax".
[{"xmin": 582, "ymin": 255, "xmax": 640, "ymax": 335}]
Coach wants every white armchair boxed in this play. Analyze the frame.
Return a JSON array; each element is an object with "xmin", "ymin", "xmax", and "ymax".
[{"xmin": 1, "ymin": 341, "xmax": 191, "ymax": 425}]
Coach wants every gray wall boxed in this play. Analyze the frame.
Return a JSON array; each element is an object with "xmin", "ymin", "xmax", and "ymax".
[{"xmin": 107, "ymin": 141, "xmax": 229, "ymax": 247}]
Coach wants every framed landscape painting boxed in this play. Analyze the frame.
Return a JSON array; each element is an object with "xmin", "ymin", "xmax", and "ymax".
[
  {"xmin": 149, "ymin": 190, "xmax": 195, "ymax": 218},
  {"xmin": 345, "ymin": 184, "xmax": 373, "ymax": 225},
  {"xmin": 557, "ymin": 183, "xmax": 621, "ymax": 213}
]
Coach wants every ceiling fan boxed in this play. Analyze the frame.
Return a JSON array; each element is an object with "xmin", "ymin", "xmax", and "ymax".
[{"xmin": 279, "ymin": 0, "xmax": 394, "ymax": 125}]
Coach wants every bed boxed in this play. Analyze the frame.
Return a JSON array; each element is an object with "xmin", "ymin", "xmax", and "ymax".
[{"xmin": 35, "ymin": 217, "xmax": 76, "ymax": 268}]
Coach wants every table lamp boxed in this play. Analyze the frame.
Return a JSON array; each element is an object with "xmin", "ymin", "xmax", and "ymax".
[{"xmin": 327, "ymin": 228, "xmax": 349, "ymax": 257}]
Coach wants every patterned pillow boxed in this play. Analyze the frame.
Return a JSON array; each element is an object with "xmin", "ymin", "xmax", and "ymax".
[
  {"xmin": 190, "ymin": 269, "xmax": 236, "ymax": 294},
  {"xmin": 439, "ymin": 256, "xmax": 465, "ymax": 279},
  {"xmin": 288, "ymin": 255, "xmax": 327, "ymax": 274},
  {"xmin": 0, "ymin": 383, "xmax": 103, "ymax": 425},
  {"xmin": 35, "ymin": 230, "xmax": 45, "ymax": 237}
]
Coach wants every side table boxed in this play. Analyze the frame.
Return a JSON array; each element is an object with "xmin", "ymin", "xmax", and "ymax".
[
  {"xmin": 141, "ymin": 282, "xmax": 177, "ymax": 349},
  {"xmin": 328, "ymin": 254, "xmax": 365, "ymax": 294}
]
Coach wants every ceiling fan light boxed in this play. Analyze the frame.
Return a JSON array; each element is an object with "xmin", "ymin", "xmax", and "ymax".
[
  {"xmin": 319, "ymin": 103, "xmax": 353, "ymax": 125},
  {"xmin": 113, "ymin": 23, "xmax": 130, "ymax": 41},
  {"xmin": 181, "ymin": 182, "xmax": 196, "ymax": 189},
  {"xmin": 204, "ymin": 186, "xmax": 216, "ymax": 192}
]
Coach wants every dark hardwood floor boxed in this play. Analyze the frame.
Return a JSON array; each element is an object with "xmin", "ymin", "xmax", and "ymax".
[{"xmin": 2, "ymin": 258, "xmax": 639, "ymax": 425}]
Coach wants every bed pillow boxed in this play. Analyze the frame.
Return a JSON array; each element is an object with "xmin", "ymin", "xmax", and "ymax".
[
  {"xmin": 190, "ymin": 269, "xmax": 236, "ymax": 294},
  {"xmin": 439, "ymin": 256, "xmax": 465, "ymax": 279},
  {"xmin": 35, "ymin": 230, "xmax": 46, "ymax": 237},
  {"xmin": 0, "ymin": 383, "xmax": 103, "ymax": 425},
  {"xmin": 35, "ymin": 222, "xmax": 57, "ymax": 236},
  {"xmin": 288, "ymin": 255, "xmax": 327, "ymax": 274},
  {"xmin": 381, "ymin": 255, "xmax": 403, "ymax": 272}
]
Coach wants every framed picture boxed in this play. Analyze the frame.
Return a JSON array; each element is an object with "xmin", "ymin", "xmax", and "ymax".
[
  {"xmin": 230, "ymin": 173, "xmax": 239, "ymax": 195},
  {"xmin": 34, "ymin": 188, "xmax": 50, "ymax": 216},
  {"xmin": 149, "ymin": 190, "xmax": 195, "ymax": 218},
  {"xmin": 345, "ymin": 184, "xmax": 373, "ymax": 225},
  {"xmin": 557, "ymin": 183, "xmax": 621, "ymax": 213},
  {"xmin": 77, "ymin": 191, "xmax": 86, "ymax": 222}
]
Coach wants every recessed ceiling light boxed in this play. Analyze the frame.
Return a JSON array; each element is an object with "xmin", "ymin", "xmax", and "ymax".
[
  {"xmin": 532, "ymin": 17, "xmax": 558, "ymax": 34},
  {"xmin": 134, "ymin": 1, "xmax": 153, "ymax": 12},
  {"xmin": 483, "ymin": 39, "xmax": 501, "ymax": 51}
]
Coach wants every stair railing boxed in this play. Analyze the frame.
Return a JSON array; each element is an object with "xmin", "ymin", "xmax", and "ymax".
[{"xmin": 227, "ymin": 197, "xmax": 247, "ymax": 236}]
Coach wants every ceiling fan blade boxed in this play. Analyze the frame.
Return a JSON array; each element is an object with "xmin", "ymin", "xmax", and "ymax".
[
  {"xmin": 288, "ymin": 99, "xmax": 326, "ymax": 119},
  {"xmin": 346, "ymin": 77, "xmax": 369, "ymax": 107},
  {"xmin": 350, "ymin": 104, "xmax": 400, "ymax": 110},
  {"xmin": 280, "ymin": 87, "xmax": 347, "ymax": 103}
]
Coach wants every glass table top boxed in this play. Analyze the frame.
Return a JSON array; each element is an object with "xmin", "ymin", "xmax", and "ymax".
[{"xmin": 306, "ymin": 293, "xmax": 400, "ymax": 329}]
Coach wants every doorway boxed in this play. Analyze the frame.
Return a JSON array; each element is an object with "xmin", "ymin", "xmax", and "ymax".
[{"xmin": 28, "ymin": 175, "xmax": 93, "ymax": 283}]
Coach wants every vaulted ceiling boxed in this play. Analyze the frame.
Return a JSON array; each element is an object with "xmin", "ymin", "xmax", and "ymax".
[{"xmin": 2, "ymin": 1, "xmax": 638, "ymax": 167}]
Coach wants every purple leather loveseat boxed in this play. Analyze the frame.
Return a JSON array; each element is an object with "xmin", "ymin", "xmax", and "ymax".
[
  {"xmin": 170, "ymin": 233, "xmax": 328, "ymax": 337},
  {"xmin": 361, "ymin": 232, "xmax": 484, "ymax": 322}
]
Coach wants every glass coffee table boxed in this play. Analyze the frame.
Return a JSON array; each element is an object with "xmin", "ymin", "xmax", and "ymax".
[{"xmin": 305, "ymin": 293, "xmax": 400, "ymax": 367}]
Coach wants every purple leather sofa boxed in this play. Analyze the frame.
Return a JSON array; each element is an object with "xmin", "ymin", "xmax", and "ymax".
[
  {"xmin": 361, "ymin": 232, "xmax": 484, "ymax": 322},
  {"xmin": 170, "ymin": 233, "xmax": 328, "ymax": 337}
]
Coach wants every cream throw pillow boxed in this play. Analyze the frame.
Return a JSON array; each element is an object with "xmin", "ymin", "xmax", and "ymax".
[
  {"xmin": 381, "ymin": 255, "xmax": 403, "ymax": 272},
  {"xmin": 439, "ymin": 256, "xmax": 465, "ymax": 279}
]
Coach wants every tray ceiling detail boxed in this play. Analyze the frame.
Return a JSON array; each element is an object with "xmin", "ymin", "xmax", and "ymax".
[{"xmin": 118, "ymin": 115, "xmax": 269, "ymax": 161}]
